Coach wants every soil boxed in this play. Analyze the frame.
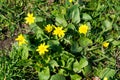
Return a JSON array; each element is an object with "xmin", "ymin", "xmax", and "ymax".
[
  {"xmin": 0, "ymin": 38, "xmax": 14, "ymax": 50},
  {"xmin": 0, "ymin": 24, "xmax": 29, "ymax": 51}
]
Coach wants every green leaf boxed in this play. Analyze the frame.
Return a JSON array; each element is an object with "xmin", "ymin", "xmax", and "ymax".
[
  {"xmin": 71, "ymin": 41, "xmax": 82, "ymax": 53},
  {"xmin": 48, "ymin": 40, "xmax": 61, "ymax": 52},
  {"xmin": 9, "ymin": 43, "xmax": 20, "ymax": 59},
  {"xmin": 82, "ymin": 13, "xmax": 92, "ymax": 20},
  {"xmin": 48, "ymin": 40, "xmax": 60, "ymax": 46},
  {"xmin": 79, "ymin": 37, "xmax": 93, "ymax": 47},
  {"xmin": 58, "ymin": 69, "xmax": 67, "ymax": 76},
  {"xmin": 79, "ymin": 58, "xmax": 88, "ymax": 69},
  {"xmin": 30, "ymin": 24, "xmax": 44, "ymax": 34},
  {"xmin": 60, "ymin": 6, "xmax": 66, "ymax": 15},
  {"xmin": 50, "ymin": 74, "xmax": 66, "ymax": 80},
  {"xmin": 30, "ymin": 24, "xmax": 45, "ymax": 39},
  {"xmin": 69, "ymin": 5, "xmax": 80, "ymax": 24},
  {"xmin": 67, "ymin": 23, "xmax": 76, "ymax": 31},
  {"xmin": 73, "ymin": 60, "xmax": 81, "ymax": 73},
  {"xmin": 70, "ymin": 74, "xmax": 82, "ymax": 80},
  {"xmin": 66, "ymin": 58, "xmax": 74, "ymax": 70},
  {"xmin": 112, "ymin": 40, "xmax": 120, "ymax": 46},
  {"xmin": 49, "ymin": 60, "xmax": 59, "ymax": 71},
  {"xmin": 35, "ymin": 16, "xmax": 43, "ymax": 22},
  {"xmin": 38, "ymin": 67, "xmax": 50, "ymax": 80},
  {"xmin": 16, "ymin": 59, "xmax": 32, "ymax": 67},
  {"xmin": 55, "ymin": 15, "xmax": 67, "ymax": 27},
  {"xmin": 10, "ymin": 25, "xmax": 15, "ymax": 33},
  {"xmin": 99, "ymin": 68, "xmax": 116, "ymax": 79},
  {"xmin": 51, "ymin": 8, "xmax": 59, "ymax": 16},
  {"xmin": 103, "ymin": 20, "xmax": 112, "ymax": 31},
  {"xmin": 73, "ymin": 58, "xmax": 88, "ymax": 73},
  {"xmin": 21, "ymin": 46, "xmax": 29, "ymax": 60},
  {"xmin": 82, "ymin": 65, "xmax": 92, "ymax": 76},
  {"xmin": 60, "ymin": 60, "xmax": 66, "ymax": 67}
]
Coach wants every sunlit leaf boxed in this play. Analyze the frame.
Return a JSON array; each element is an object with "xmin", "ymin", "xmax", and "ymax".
[
  {"xmin": 50, "ymin": 74, "xmax": 66, "ymax": 80},
  {"xmin": 79, "ymin": 37, "xmax": 93, "ymax": 47},
  {"xmin": 73, "ymin": 58, "xmax": 88, "ymax": 73},
  {"xmin": 35, "ymin": 16, "xmax": 43, "ymax": 22},
  {"xmin": 69, "ymin": 5, "xmax": 80, "ymax": 24},
  {"xmin": 103, "ymin": 20, "xmax": 112, "ymax": 31},
  {"xmin": 49, "ymin": 60, "xmax": 59, "ymax": 70},
  {"xmin": 82, "ymin": 13, "xmax": 92, "ymax": 20},
  {"xmin": 21, "ymin": 46, "xmax": 29, "ymax": 60},
  {"xmin": 55, "ymin": 15, "xmax": 67, "ymax": 27},
  {"xmin": 66, "ymin": 58, "xmax": 74, "ymax": 70},
  {"xmin": 58, "ymin": 69, "xmax": 67, "ymax": 76},
  {"xmin": 79, "ymin": 58, "xmax": 88, "ymax": 69},
  {"xmin": 73, "ymin": 60, "xmax": 81, "ymax": 73},
  {"xmin": 70, "ymin": 74, "xmax": 82, "ymax": 80},
  {"xmin": 112, "ymin": 40, "xmax": 120, "ymax": 46},
  {"xmin": 98, "ymin": 68, "xmax": 116, "ymax": 78},
  {"xmin": 38, "ymin": 67, "xmax": 50, "ymax": 80}
]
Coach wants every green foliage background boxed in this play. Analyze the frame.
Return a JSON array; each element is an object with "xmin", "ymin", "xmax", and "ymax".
[{"xmin": 0, "ymin": 0, "xmax": 120, "ymax": 80}]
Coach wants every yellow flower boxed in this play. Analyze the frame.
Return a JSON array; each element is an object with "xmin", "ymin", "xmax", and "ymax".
[
  {"xmin": 15, "ymin": 34, "xmax": 26, "ymax": 46},
  {"xmin": 79, "ymin": 24, "xmax": 89, "ymax": 35},
  {"xmin": 69, "ymin": 0, "xmax": 73, "ymax": 3},
  {"xmin": 25, "ymin": 12, "xmax": 35, "ymax": 25},
  {"xmin": 45, "ymin": 24, "xmax": 53, "ymax": 33},
  {"xmin": 103, "ymin": 77, "xmax": 108, "ymax": 80},
  {"xmin": 53, "ymin": 27, "xmax": 65, "ymax": 38},
  {"xmin": 103, "ymin": 42, "xmax": 109, "ymax": 48},
  {"xmin": 36, "ymin": 43, "xmax": 49, "ymax": 56}
]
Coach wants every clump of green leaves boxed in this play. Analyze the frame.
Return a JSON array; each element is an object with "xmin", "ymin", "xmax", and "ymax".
[{"xmin": 0, "ymin": 0, "xmax": 120, "ymax": 80}]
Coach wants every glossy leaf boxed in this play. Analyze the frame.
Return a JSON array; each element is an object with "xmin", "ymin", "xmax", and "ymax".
[
  {"xmin": 73, "ymin": 58, "xmax": 88, "ymax": 73},
  {"xmin": 50, "ymin": 74, "xmax": 66, "ymax": 80},
  {"xmin": 79, "ymin": 58, "xmax": 88, "ymax": 69},
  {"xmin": 66, "ymin": 58, "xmax": 74, "ymax": 70},
  {"xmin": 103, "ymin": 20, "xmax": 112, "ymax": 31},
  {"xmin": 58, "ymin": 69, "xmax": 67, "ymax": 76},
  {"xmin": 73, "ymin": 60, "xmax": 81, "ymax": 73},
  {"xmin": 70, "ymin": 74, "xmax": 82, "ymax": 80},
  {"xmin": 99, "ymin": 68, "xmax": 116, "ymax": 79},
  {"xmin": 112, "ymin": 40, "xmax": 120, "ymax": 46},
  {"xmin": 35, "ymin": 16, "xmax": 43, "ymax": 22},
  {"xmin": 38, "ymin": 67, "xmax": 50, "ymax": 80},
  {"xmin": 79, "ymin": 37, "xmax": 93, "ymax": 47},
  {"xmin": 67, "ymin": 23, "xmax": 76, "ymax": 31},
  {"xmin": 69, "ymin": 5, "xmax": 80, "ymax": 24},
  {"xmin": 71, "ymin": 41, "xmax": 82, "ymax": 53},
  {"xmin": 49, "ymin": 60, "xmax": 59, "ymax": 70},
  {"xmin": 55, "ymin": 15, "xmax": 67, "ymax": 27},
  {"xmin": 82, "ymin": 13, "xmax": 92, "ymax": 20}
]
